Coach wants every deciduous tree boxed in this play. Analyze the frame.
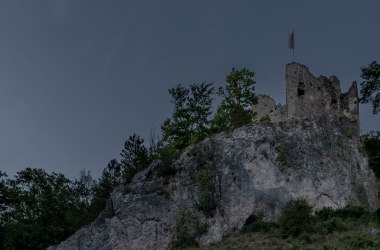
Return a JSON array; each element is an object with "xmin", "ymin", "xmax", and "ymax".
[
  {"xmin": 360, "ymin": 61, "xmax": 380, "ymax": 114},
  {"xmin": 212, "ymin": 68, "xmax": 257, "ymax": 131},
  {"xmin": 161, "ymin": 82, "xmax": 215, "ymax": 149}
]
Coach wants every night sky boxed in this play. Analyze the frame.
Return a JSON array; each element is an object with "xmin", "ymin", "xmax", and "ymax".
[{"xmin": 0, "ymin": 1, "xmax": 379, "ymax": 179}]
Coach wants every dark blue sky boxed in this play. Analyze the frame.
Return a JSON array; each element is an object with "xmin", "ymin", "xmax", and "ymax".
[{"xmin": 0, "ymin": 1, "xmax": 379, "ymax": 179}]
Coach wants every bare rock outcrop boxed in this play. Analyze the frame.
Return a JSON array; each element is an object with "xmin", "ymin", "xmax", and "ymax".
[{"xmin": 49, "ymin": 116, "xmax": 379, "ymax": 250}]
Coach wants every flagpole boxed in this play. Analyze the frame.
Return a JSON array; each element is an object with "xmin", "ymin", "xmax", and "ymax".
[
  {"xmin": 288, "ymin": 30, "xmax": 295, "ymax": 62},
  {"xmin": 293, "ymin": 30, "xmax": 295, "ymax": 62}
]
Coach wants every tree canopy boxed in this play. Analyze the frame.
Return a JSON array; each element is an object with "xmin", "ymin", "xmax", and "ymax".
[
  {"xmin": 212, "ymin": 68, "xmax": 257, "ymax": 131},
  {"xmin": 161, "ymin": 82, "xmax": 215, "ymax": 149},
  {"xmin": 360, "ymin": 61, "xmax": 380, "ymax": 114},
  {"xmin": 363, "ymin": 133, "xmax": 380, "ymax": 178},
  {"xmin": 120, "ymin": 134, "xmax": 149, "ymax": 182},
  {"xmin": 0, "ymin": 168, "xmax": 89, "ymax": 249}
]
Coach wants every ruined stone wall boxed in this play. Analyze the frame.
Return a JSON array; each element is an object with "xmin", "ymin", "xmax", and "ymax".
[
  {"xmin": 285, "ymin": 62, "xmax": 359, "ymax": 135},
  {"xmin": 340, "ymin": 81, "xmax": 360, "ymax": 136},
  {"xmin": 341, "ymin": 81, "xmax": 359, "ymax": 122},
  {"xmin": 285, "ymin": 63, "xmax": 342, "ymax": 119},
  {"xmin": 253, "ymin": 62, "xmax": 359, "ymax": 135},
  {"xmin": 252, "ymin": 95, "xmax": 287, "ymax": 122}
]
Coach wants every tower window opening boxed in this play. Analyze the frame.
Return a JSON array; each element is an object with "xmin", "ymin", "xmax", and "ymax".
[{"xmin": 297, "ymin": 82, "xmax": 305, "ymax": 97}]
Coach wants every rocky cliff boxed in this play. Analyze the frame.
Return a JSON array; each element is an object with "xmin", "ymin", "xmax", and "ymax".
[{"xmin": 49, "ymin": 116, "xmax": 379, "ymax": 250}]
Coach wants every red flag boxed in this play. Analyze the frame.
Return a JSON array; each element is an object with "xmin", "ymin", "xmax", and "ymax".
[{"xmin": 288, "ymin": 31, "xmax": 294, "ymax": 49}]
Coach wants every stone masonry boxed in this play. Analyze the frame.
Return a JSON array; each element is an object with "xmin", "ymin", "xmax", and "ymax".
[{"xmin": 253, "ymin": 62, "xmax": 359, "ymax": 134}]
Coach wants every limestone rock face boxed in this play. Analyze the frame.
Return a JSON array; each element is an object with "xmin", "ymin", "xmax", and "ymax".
[{"xmin": 49, "ymin": 117, "xmax": 379, "ymax": 250}]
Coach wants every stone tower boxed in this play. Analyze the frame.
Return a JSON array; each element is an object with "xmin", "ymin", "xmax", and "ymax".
[{"xmin": 253, "ymin": 62, "xmax": 359, "ymax": 135}]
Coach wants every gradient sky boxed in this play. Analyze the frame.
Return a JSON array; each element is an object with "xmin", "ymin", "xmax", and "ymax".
[{"xmin": 0, "ymin": 1, "xmax": 379, "ymax": 179}]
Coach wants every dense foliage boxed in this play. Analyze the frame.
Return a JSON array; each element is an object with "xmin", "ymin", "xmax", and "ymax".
[
  {"xmin": 0, "ymin": 133, "xmax": 151, "ymax": 249},
  {"xmin": 120, "ymin": 134, "xmax": 149, "ymax": 182},
  {"xmin": 360, "ymin": 60, "xmax": 380, "ymax": 114},
  {"xmin": 212, "ymin": 68, "xmax": 257, "ymax": 131},
  {"xmin": 278, "ymin": 197, "xmax": 314, "ymax": 237},
  {"xmin": 362, "ymin": 132, "xmax": 380, "ymax": 178},
  {"xmin": 161, "ymin": 82, "xmax": 215, "ymax": 149},
  {"xmin": 0, "ymin": 168, "xmax": 91, "ymax": 249}
]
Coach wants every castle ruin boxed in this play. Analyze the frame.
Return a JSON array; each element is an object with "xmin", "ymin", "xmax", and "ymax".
[{"xmin": 253, "ymin": 62, "xmax": 359, "ymax": 134}]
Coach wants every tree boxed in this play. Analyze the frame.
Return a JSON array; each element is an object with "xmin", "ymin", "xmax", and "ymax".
[
  {"xmin": 161, "ymin": 82, "xmax": 215, "ymax": 149},
  {"xmin": 188, "ymin": 83, "xmax": 215, "ymax": 139},
  {"xmin": 0, "ymin": 168, "xmax": 83, "ymax": 250},
  {"xmin": 278, "ymin": 198, "xmax": 314, "ymax": 237},
  {"xmin": 360, "ymin": 61, "xmax": 380, "ymax": 114},
  {"xmin": 161, "ymin": 85, "xmax": 191, "ymax": 148},
  {"xmin": 68, "ymin": 170, "xmax": 96, "ymax": 226},
  {"xmin": 0, "ymin": 171, "xmax": 10, "ymax": 220},
  {"xmin": 212, "ymin": 68, "xmax": 257, "ymax": 131},
  {"xmin": 88, "ymin": 159, "xmax": 122, "ymax": 217},
  {"xmin": 73, "ymin": 170, "xmax": 95, "ymax": 207},
  {"xmin": 363, "ymin": 133, "xmax": 380, "ymax": 178},
  {"xmin": 120, "ymin": 134, "xmax": 149, "ymax": 182}
]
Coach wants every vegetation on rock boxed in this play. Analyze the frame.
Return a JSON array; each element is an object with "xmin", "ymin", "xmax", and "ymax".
[
  {"xmin": 278, "ymin": 197, "xmax": 314, "ymax": 237},
  {"xmin": 212, "ymin": 68, "xmax": 257, "ymax": 132},
  {"xmin": 172, "ymin": 208, "xmax": 207, "ymax": 249},
  {"xmin": 186, "ymin": 201, "xmax": 380, "ymax": 250}
]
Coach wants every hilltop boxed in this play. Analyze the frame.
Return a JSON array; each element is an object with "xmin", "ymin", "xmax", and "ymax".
[{"xmin": 49, "ymin": 115, "xmax": 378, "ymax": 249}]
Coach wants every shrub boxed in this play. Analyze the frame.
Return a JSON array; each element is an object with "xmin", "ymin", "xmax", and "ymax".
[
  {"xmin": 314, "ymin": 217, "xmax": 349, "ymax": 235},
  {"xmin": 344, "ymin": 127, "xmax": 353, "ymax": 138},
  {"xmin": 172, "ymin": 212, "xmax": 198, "ymax": 249},
  {"xmin": 155, "ymin": 144, "xmax": 180, "ymax": 178},
  {"xmin": 338, "ymin": 234, "xmax": 380, "ymax": 249},
  {"xmin": 259, "ymin": 115, "xmax": 272, "ymax": 125},
  {"xmin": 298, "ymin": 232, "xmax": 312, "ymax": 243},
  {"xmin": 276, "ymin": 142, "xmax": 288, "ymax": 166},
  {"xmin": 196, "ymin": 169, "xmax": 216, "ymax": 216},
  {"xmin": 316, "ymin": 204, "xmax": 370, "ymax": 220},
  {"xmin": 315, "ymin": 207, "xmax": 335, "ymax": 221},
  {"xmin": 374, "ymin": 207, "xmax": 380, "ymax": 221},
  {"xmin": 242, "ymin": 212, "xmax": 275, "ymax": 233},
  {"xmin": 278, "ymin": 198, "xmax": 313, "ymax": 238},
  {"xmin": 171, "ymin": 209, "xmax": 208, "ymax": 249},
  {"xmin": 362, "ymin": 134, "xmax": 380, "ymax": 178},
  {"xmin": 334, "ymin": 204, "xmax": 370, "ymax": 219}
]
